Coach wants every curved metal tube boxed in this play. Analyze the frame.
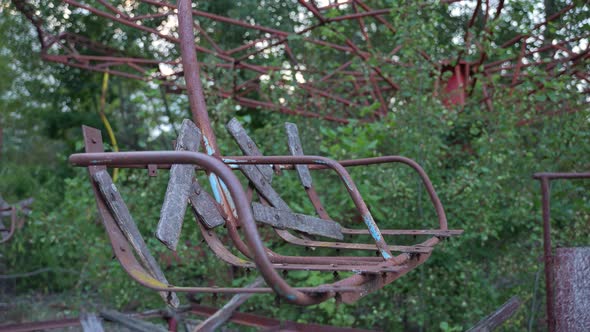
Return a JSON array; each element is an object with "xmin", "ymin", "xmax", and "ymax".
[
  {"xmin": 226, "ymin": 155, "xmax": 448, "ymax": 230},
  {"xmin": 93, "ymin": 156, "xmax": 449, "ymax": 230},
  {"xmin": 250, "ymin": 155, "xmax": 450, "ymax": 251},
  {"xmin": 223, "ymin": 155, "xmax": 397, "ymax": 259},
  {"xmin": 333, "ymin": 156, "xmax": 447, "ymax": 229}
]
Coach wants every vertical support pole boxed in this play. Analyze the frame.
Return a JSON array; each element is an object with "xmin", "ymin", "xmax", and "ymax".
[
  {"xmin": 177, "ymin": 0, "xmax": 217, "ymax": 152},
  {"xmin": 167, "ymin": 315, "xmax": 177, "ymax": 332},
  {"xmin": 177, "ymin": 0, "xmax": 237, "ymax": 217},
  {"xmin": 540, "ymin": 177, "xmax": 554, "ymax": 332}
]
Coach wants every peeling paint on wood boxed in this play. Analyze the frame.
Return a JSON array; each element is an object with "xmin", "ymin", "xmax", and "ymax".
[{"xmin": 156, "ymin": 119, "xmax": 202, "ymax": 251}]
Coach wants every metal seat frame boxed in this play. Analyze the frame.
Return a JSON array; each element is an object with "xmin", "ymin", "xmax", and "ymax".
[{"xmin": 68, "ymin": 0, "xmax": 462, "ymax": 307}]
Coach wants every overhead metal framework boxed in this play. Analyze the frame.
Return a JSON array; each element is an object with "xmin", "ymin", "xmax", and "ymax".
[{"xmin": 13, "ymin": 0, "xmax": 589, "ymax": 123}]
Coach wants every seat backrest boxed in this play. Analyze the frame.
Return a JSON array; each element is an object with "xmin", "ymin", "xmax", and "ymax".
[
  {"xmin": 226, "ymin": 118, "xmax": 344, "ymax": 240},
  {"xmin": 82, "ymin": 125, "xmax": 179, "ymax": 308}
]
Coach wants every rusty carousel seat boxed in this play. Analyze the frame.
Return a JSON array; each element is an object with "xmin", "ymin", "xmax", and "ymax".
[{"xmin": 69, "ymin": 119, "xmax": 461, "ymax": 307}]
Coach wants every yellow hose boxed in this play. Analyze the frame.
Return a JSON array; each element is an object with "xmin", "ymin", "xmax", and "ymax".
[{"xmin": 98, "ymin": 72, "xmax": 119, "ymax": 182}]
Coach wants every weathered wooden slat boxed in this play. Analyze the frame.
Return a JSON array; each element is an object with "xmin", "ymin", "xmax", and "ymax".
[
  {"xmin": 188, "ymin": 182, "xmax": 225, "ymax": 229},
  {"xmin": 192, "ymin": 277, "xmax": 265, "ymax": 331},
  {"xmin": 100, "ymin": 310, "xmax": 167, "ymax": 332},
  {"xmin": 467, "ymin": 296, "xmax": 522, "ymax": 332},
  {"xmin": 239, "ymin": 163, "xmax": 291, "ymax": 211},
  {"xmin": 80, "ymin": 313, "xmax": 105, "ymax": 332},
  {"xmin": 156, "ymin": 119, "xmax": 202, "ymax": 251},
  {"xmin": 226, "ymin": 118, "xmax": 273, "ymax": 182},
  {"xmin": 226, "ymin": 118, "xmax": 344, "ymax": 239},
  {"xmin": 252, "ymin": 203, "xmax": 343, "ymax": 240},
  {"xmin": 226, "ymin": 118, "xmax": 288, "ymax": 209},
  {"xmin": 93, "ymin": 170, "xmax": 179, "ymax": 308},
  {"xmin": 285, "ymin": 122, "xmax": 313, "ymax": 189}
]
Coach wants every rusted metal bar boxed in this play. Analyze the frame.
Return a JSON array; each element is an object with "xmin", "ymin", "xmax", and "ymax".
[
  {"xmin": 327, "ymin": 9, "xmax": 392, "ymax": 23},
  {"xmin": 177, "ymin": 1, "xmax": 216, "ymax": 142},
  {"xmin": 318, "ymin": 1, "xmax": 354, "ymax": 11},
  {"xmin": 192, "ymin": 277, "xmax": 265, "ymax": 332},
  {"xmin": 144, "ymin": 0, "xmax": 361, "ymax": 58},
  {"xmin": 227, "ymin": 155, "xmax": 449, "ymax": 230},
  {"xmin": 0, "ymin": 318, "xmax": 82, "ymax": 332},
  {"xmin": 193, "ymin": 22, "xmax": 225, "ymax": 55},
  {"xmin": 533, "ymin": 172, "xmax": 590, "ymax": 180},
  {"xmin": 13, "ymin": 0, "xmax": 588, "ymax": 124},
  {"xmin": 190, "ymin": 304, "xmax": 379, "ymax": 331},
  {"xmin": 273, "ymin": 230, "xmax": 433, "ymax": 254},
  {"xmin": 533, "ymin": 172, "xmax": 590, "ymax": 332},
  {"xmin": 352, "ymin": 2, "xmax": 372, "ymax": 50},
  {"xmin": 317, "ymin": 60, "xmax": 354, "ymax": 83},
  {"xmin": 0, "ymin": 304, "xmax": 377, "ymax": 332},
  {"xmin": 284, "ymin": 125, "xmax": 458, "ymax": 240},
  {"xmin": 353, "ymin": 0, "xmax": 396, "ymax": 34},
  {"xmin": 540, "ymin": 176, "xmax": 555, "ymax": 331},
  {"xmin": 333, "ymin": 239, "xmax": 438, "ymax": 304},
  {"xmin": 298, "ymin": 0, "xmax": 325, "ymax": 23},
  {"xmin": 197, "ymin": 194, "xmax": 391, "ymax": 266},
  {"xmin": 177, "ymin": 0, "xmax": 246, "ymax": 252},
  {"xmin": 198, "ymin": 222, "xmax": 395, "ymax": 272}
]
